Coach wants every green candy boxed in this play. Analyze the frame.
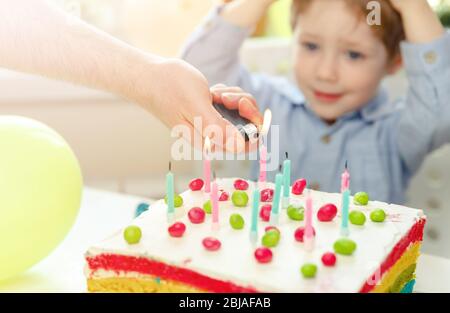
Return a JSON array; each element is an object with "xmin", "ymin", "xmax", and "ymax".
[
  {"xmin": 262, "ymin": 230, "xmax": 280, "ymax": 248},
  {"xmin": 333, "ymin": 238, "xmax": 357, "ymax": 255},
  {"xmin": 370, "ymin": 209, "xmax": 386, "ymax": 223},
  {"xmin": 287, "ymin": 205, "xmax": 304, "ymax": 221},
  {"xmin": 203, "ymin": 200, "xmax": 212, "ymax": 214},
  {"xmin": 349, "ymin": 210, "xmax": 366, "ymax": 226},
  {"xmin": 354, "ymin": 192, "xmax": 369, "ymax": 206},
  {"xmin": 123, "ymin": 225, "xmax": 142, "ymax": 244},
  {"xmin": 164, "ymin": 194, "xmax": 183, "ymax": 208},
  {"xmin": 229, "ymin": 214, "xmax": 245, "ymax": 230},
  {"xmin": 232, "ymin": 191, "xmax": 249, "ymax": 207},
  {"xmin": 301, "ymin": 263, "xmax": 317, "ymax": 278}
]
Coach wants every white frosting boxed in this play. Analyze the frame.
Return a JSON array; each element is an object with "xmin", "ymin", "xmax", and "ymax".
[{"xmin": 86, "ymin": 178, "xmax": 425, "ymax": 292}]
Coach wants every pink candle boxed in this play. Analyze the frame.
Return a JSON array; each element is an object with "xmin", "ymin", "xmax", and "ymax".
[
  {"xmin": 211, "ymin": 180, "xmax": 219, "ymax": 230},
  {"xmin": 203, "ymin": 137, "xmax": 211, "ymax": 193},
  {"xmin": 341, "ymin": 162, "xmax": 350, "ymax": 192},
  {"xmin": 259, "ymin": 143, "xmax": 267, "ymax": 184},
  {"xmin": 304, "ymin": 191, "xmax": 314, "ymax": 251}
]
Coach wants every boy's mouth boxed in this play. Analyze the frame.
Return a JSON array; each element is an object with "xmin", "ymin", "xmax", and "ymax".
[{"xmin": 313, "ymin": 90, "xmax": 343, "ymax": 103}]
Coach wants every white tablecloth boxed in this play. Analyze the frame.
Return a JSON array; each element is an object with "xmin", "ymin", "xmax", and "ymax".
[{"xmin": 0, "ymin": 188, "xmax": 448, "ymax": 293}]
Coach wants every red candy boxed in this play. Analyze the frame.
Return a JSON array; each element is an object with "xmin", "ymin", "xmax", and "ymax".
[
  {"xmin": 168, "ymin": 222, "xmax": 186, "ymax": 238},
  {"xmin": 292, "ymin": 179, "xmax": 307, "ymax": 195},
  {"xmin": 259, "ymin": 204, "xmax": 272, "ymax": 222},
  {"xmin": 202, "ymin": 237, "xmax": 221, "ymax": 251},
  {"xmin": 219, "ymin": 191, "xmax": 229, "ymax": 201},
  {"xmin": 189, "ymin": 178, "xmax": 204, "ymax": 191},
  {"xmin": 260, "ymin": 188, "xmax": 274, "ymax": 202},
  {"xmin": 234, "ymin": 179, "xmax": 249, "ymax": 191},
  {"xmin": 294, "ymin": 226, "xmax": 316, "ymax": 242},
  {"xmin": 317, "ymin": 203, "xmax": 338, "ymax": 222},
  {"xmin": 188, "ymin": 207, "xmax": 205, "ymax": 224},
  {"xmin": 321, "ymin": 252, "xmax": 337, "ymax": 267},
  {"xmin": 254, "ymin": 247, "xmax": 273, "ymax": 263},
  {"xmin": 265, "ymin": 226, "xmax": 280, "ymax": 233}
]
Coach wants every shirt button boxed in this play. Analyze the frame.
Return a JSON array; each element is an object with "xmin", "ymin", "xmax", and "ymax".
[
  {"xmin": 310, "ymin": 182, "xmax": 321, "ymax": 191},
  {"xmin": 321, "ymin": 135, "xmax": 331, "ymax": 144},
  {"xmin": 423, "ymin": 51, "xmax": 437, "ymax": 64}
]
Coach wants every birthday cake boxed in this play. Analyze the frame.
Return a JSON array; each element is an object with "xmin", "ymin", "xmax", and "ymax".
[{"xmin": 84, "ymin": 177, "xmax": 426, "ymax": 293}]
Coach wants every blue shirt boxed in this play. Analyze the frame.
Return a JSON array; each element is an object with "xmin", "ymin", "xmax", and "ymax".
[{"xmin": 181, "ymin": 6, "xmax": 450, "ymax": 204}]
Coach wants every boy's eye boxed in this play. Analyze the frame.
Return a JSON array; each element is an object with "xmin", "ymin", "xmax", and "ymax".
[
  {"xmin": 302, "ymin": 42, "xmax": 319, "ymax": 51},
  {"xmin": 347, "ymin": 50, "xmax": 364, "ymax": 60}
]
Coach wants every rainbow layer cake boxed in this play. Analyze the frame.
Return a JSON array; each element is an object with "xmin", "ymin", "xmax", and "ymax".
[{"xmin": 85, "ymin": 177, "xmax": 426, "ymax": 293}]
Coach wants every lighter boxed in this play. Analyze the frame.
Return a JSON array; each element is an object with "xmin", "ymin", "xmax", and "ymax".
[{"xmin": 212, "ymin": 103, "xmax": 259, "ymax": 142}]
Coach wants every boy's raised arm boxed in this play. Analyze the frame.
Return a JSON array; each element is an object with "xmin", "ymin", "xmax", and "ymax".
[
  {"xmin": 392, "ymin": 0, "xmax": 450, "ymax": 175},
  {"xmin": 181, "ymin": 0, "xmax": 278, "ymax": 103}
]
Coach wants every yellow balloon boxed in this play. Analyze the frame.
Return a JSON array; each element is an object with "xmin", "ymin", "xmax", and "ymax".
[{"xmin": 0, "ymin": 116, "xmax": 83, "ymax": 282}]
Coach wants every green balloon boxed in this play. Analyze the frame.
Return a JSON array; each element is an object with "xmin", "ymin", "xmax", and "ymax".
[
  {"xmin": 0, "ymin": 116, "xmax": 83, "ymax": 282},
  {"xmin": 231, "ymin": 191, "xmax": 249, "ymax": 207}
]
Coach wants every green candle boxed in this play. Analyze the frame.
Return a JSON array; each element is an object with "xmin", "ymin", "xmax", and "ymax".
[
  {"xmin": 270, "ymin": 173, "xmax": 283, "ymax": 224},
  {"xmin": 250, "ymin": 187, "xmax": 260, "ymax": 243},
  {"xmin": 166, "ymin": 162, "xmax": 174, "ymax": 222}
]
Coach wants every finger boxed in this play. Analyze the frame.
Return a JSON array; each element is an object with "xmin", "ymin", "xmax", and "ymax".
[
  {"xmin": 211, "ymin": 86, "xmax": 245, "ymax": 102},
  {"xmin": 238, "ymin": 97, "xmax": 264, "ymax": 126},
  {"xmin": 219, "ymin": 92, "xmax": 258, "ymax": 110}
]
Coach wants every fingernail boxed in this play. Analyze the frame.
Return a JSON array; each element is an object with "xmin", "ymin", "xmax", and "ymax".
[{"xmin": 222, "ymin": 93, "xmax": 239, "ymax": 102}]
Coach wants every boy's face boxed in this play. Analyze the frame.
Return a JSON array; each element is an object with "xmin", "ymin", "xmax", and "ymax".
[{"xmin": 292, "ymin": 0, "xmax": 399, "ymax": 122}]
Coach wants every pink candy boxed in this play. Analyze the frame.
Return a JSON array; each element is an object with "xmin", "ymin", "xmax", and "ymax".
[
  {"xmin": 317, "ymin": 204, "xmax": 338, "ymax": 222},
  {"xmin": 168, "ymin": 222, "xmax": 186, "ymax": 238},
  {"xmin": 234, "ymin": 179, "xmax": 249, "ymax": 191},
  {"xmin": 321, "ymin": 252, "xmax": 337, "ymax": 267},
  {"xmin": 260, "ymin": 188, "xmax": 274, "ymax": 202},
  {"xmin": 188, "ymin": 207, "xmax": 205, "ymax": 224},
  {"xmin": 292, "ymin": 179, "xmax": 307, "ymax": 195},
  {"xmin": 259, "ymin": 204, "xmax": 272, "ymax": 222},
  {"xmin": 294, "ymin": 226, "xmax": 316, "ymax": 242},
  {"xmin": 219, "ymin": 191, "xmax": 229, "ymax": 201},
  {"xmin": 254, "ymin": 247, "xmax": 273, "ymax": 263},
  {"xmin": 202, "ymin": 237, "xmax": 221, "ymax": 251},
  {"xmin": 189, "ymin": 178, "xmax": 204, "ymax": 191}
]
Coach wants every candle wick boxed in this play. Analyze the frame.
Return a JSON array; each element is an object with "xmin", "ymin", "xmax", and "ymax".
[
  {"xmin": 169, "ymin": 161, "xmax": 172, "ymax": 172},
  {"xmin": 345, "ymin": 160, "xmax": 348, "ymax": 170},
  {"xmin": 285, "ymin": 152, "xmax": 288, "ymax": 159}
]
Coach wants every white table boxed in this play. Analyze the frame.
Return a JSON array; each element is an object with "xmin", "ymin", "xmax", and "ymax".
[{"xmin": 0, "ymin": 188, "xmax": 448, "ymax": 293}]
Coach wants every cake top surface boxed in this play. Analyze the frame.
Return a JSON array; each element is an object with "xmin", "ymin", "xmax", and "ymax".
[{"xmin": 87, "ymin": 178, "xmax": 425, "ymax": 292}]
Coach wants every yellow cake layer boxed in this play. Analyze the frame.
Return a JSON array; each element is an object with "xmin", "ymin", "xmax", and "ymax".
[
  {"xmin": 370, "ymin": 242, "xmax": 421, "ymax": 293},
  {"xmin": 87, "ymin": 277, "xmax": 205, "ymax": 293}
]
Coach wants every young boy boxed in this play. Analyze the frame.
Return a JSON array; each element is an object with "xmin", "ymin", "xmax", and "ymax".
[{"xmin": 181, "ymin": 0, "xmax": 449, "ymax": 204}]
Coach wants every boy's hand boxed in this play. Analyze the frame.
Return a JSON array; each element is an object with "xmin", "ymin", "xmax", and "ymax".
[
  {"xmin": 222, "ymin": 0, "xmax": 277, "ymax": 28},
  {"xmin": 389, "ymin": 0, "xmax": 444, "ymax": 43}
]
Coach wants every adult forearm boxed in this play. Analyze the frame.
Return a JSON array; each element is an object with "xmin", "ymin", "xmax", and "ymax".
[{"xmin": 0, "ymin": 0, "xmax": 160, "ymax": 107}]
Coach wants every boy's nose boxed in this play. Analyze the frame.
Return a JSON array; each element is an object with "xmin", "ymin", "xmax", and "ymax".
[{"xmin": 316, "ymin": 54, "xmax": 338, "ymax": 82}]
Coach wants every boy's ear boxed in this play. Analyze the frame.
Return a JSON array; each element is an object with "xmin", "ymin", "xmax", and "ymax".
[{"xmin": 386, "ymin": 53, "xmax": 403, "ymax": 75}]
